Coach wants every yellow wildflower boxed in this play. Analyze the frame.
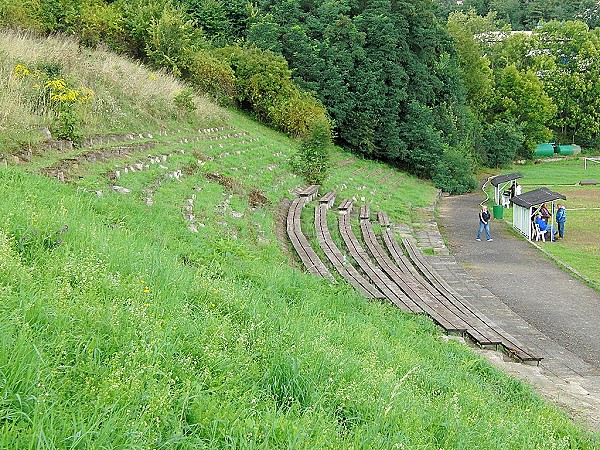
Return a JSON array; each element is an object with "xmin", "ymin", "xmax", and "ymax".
[{"xmin": 13, "ymin": 64, "xmax": 31, "ymax": 78}]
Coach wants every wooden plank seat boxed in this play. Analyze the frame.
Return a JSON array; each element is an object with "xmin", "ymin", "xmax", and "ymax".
[
  {"xmin": 319, "ymin": 191, "xmax": 337, "ymax": 209},
  {"xmin": 286, "ymin": 197, "xmax": 336, "ymax": 282},
  {"xmin": 314, "ymin": 204, "xmax": 385, "ymax": 299},
  {"xmin": 298, "ymin": 184, "xmax": 320, "ymax": 202},
  {"xmin": 359, "ymin": 209, "xmax": 470, "ymax": 334},
  {"xmin": 377, "ymin": 211, "xmax": 390, "ymax": 227},
  {"xmin": 401, "ymin": 237, "xmax": 542, "ymax": 364},
  {"xmin": 359, "ymin": 204, "xmax": 370, "ymax": 220},
  {"xmin": 337, "ymin": 204, "xmax": 420, "ymax": 313},
  {"xmin": 338, "ymin": 198, "xmax": 353, "ymax": 214}
]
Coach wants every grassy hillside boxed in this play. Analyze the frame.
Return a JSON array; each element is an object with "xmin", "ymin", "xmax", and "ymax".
[
  {"xmin": 0, "ymin": 30, "xmax": 226, "ymax": 154},
  {"xmin": 1, "ymin": 30, "xmax": 598, "ymax": 448}
]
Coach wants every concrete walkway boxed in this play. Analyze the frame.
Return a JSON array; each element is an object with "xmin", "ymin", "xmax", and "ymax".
[{"xmin": 434, "ymin": 192, "xmax": 600, "ymax": 430}]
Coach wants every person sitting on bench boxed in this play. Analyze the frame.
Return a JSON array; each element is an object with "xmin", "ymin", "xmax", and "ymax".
[{"xmin": 534, "ymin": 214, "xmax": 548, "ymax": 241}]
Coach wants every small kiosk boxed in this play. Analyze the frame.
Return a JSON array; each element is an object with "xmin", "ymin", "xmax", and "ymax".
[
  {"xmin": 490, "ymin": 173, "xmax": 523, "ymax": 208},
  {"xmin": 511, "ymin": 187, "xmax": 566, "ymax": 241}
]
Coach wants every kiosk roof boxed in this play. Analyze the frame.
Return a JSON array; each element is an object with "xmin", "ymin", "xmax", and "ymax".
[
  {"xmin": 490, "ymin": 173, "xmax": 523, "ymax": 187},
  {"xmin": 511, "ymin": 187, "xmax": 566, "ymax": 208}
]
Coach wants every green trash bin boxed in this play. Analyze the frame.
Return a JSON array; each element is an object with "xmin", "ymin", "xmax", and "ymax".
[{"xmin": 492, "ymin": 204, "xmax": 503, "ymax": 219}]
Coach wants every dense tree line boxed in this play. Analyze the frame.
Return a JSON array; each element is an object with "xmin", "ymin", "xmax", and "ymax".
[
  {"xmin": 435, "ymin": 0, "xmax": 600, "ymax": 29},
  {"xmin": 240, "ymin": 0, "xmax": 476, "ymax": 191},
  {"xmin": 1, "ymin": 0, "xmax": 598, "ymax": 191},
  {"xmin": 447, "ymin": 10, "xmax": 600, "ymax": 162}
]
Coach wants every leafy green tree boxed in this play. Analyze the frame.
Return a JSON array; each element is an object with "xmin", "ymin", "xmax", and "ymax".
[
  {"xmin": 76, "ymin": 1, "xmax": 126, "ymax": 50},
  {"xmin": 179, "ymin": 0, "xmax": 230, "ymax": 42},
  {"xmin": 216, "ymin": 45, "xmax": 331, "ymax": 138},
  {"xmin": 433, "ymin": 146, "xmax": 478, "ymax": 194},
  {"xmin": 247, "ymin": 14, "xmax": 282, "ymax": 53},
  {"xmin": 493, "ymin": 64, "xmax": 556, "ymax": 158},
  {"xmin": 290, "ymin": 118, "xmax": 332, "ymax": 184},
  {"xmin": 182, "ymin": 49, "xmax": 237, "ymax": 101},
  {"xmin": 447, "ymin": 11, "xmax": 495, "ymax": 117},
  {"xmin": 217, "ymin": 46, "xmax": 293, "ymax": 119},
  {"xmin": 175, "ymin": 0, "xmax": 250, "ymax": 43},
  {"xmin": 398, "ymin": 101, "xmax": 444, "ymax": 179},
  {"xmin": 117, "ymin": 0, "xmax": 170, "ymax": 59},
  {"xmin": 530, "ymin": 21, "xmax": 600, "ymax": 146},
  {"xmin": 145, "ymin": 5, "xmax": 202, "ymax": 75},
  {"xmin": 489, "ymin": 0, "xmax": 523, "ymax": 28},
  {"xmin": 460, "ymin": 0, "xmax": 490, "ymax": 16}
]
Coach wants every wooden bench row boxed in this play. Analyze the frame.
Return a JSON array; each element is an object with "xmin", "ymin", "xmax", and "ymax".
[
  {"xmin": 359, "ymin": 209, "xmax": 476, "ymax": 334},
  {"xmin": 319, "ymin": 191, "xmax": 337, "ymax": 209},
  {"xmin": 314, "ymin": 203, "xmax": 384, "ymax": 299},
  {"xmin": 375, "ymin": 207, "xmax": 539, "ymax": 362},
  {"xmin": 400, "ymin": 237, "xmax": 542, "ymax": 363},
  {"xmin": 284, "ymin": 188, "xmax": 541, "ymax": 363},
  {"xmin": 298, "ymin": 184, "xmax": 320, "ymax": 202},
  {"xmin": 286, "ymin": 196, "xmax": 336, "ymax": 282},
  {"xmin": 337, "ymin": 205, "xmax": 418, "ymax": 313}
]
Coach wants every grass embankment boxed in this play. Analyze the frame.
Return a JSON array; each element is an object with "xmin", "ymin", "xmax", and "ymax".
[
  {"xmin": 493, "ymin": 159, "xmax": 600, "ymax": 287},
  {"xmin": 1, "ymin": 31, "xmax": 598, "ymax": 448}
]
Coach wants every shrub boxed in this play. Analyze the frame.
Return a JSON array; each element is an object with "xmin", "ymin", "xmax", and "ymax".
[
  {"xmin": 0, "ymin": 0, "xmax": 44, "ymax": 31},
  {"xmin": 216, "ymin": 45, "xmax": 294, "ymax": 118},
  {"xmin": 269, "ymin": 91, "xmax": 329, "ymax": 137},
  {"xmin": 12, "ymin": 64, "xmax": 92, "ymax": 144},
  {"xmin": 433, "ymin": 146, "xmax": 478, "ymax": 194},
  {"xmin": 76, "ymin": 1, "xmax": 127, "ymax": 51},
  {"xmin": 173, "ymin": 87, "xmax": 197, "ymax": 113},
  {"xmin": 481, "ymin": 120, "xmax": 525, "ymax": 167},
  {"xmin": 183, "ymin": 49, "xmax": 237, "ymax": 101},
  {"xmin": 290, "ymin": 118, "xmax": 332, "ymax": 185},
  {"xmin": 145, "ymin": 5, "xmax": 202, "ymax": 76}
]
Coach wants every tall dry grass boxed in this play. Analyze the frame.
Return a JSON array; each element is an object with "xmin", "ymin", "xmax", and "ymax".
[{"xmin": 0, "ymin": 29, "xmax": 228, "ymax": 151}]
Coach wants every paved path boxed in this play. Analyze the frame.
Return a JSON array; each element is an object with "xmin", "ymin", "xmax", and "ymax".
[{"xmin": 435, "ymin": 192, "xmax": 600, "ymax": 430}]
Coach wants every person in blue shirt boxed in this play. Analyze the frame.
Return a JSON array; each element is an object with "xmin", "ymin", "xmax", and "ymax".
[
  {"xmin": 556, "ymin": 204, "xmax": 567, "ymax": 239},
  {"xmin": 535, "ymin": 215, "xmax": 548, "ymax": 232}
]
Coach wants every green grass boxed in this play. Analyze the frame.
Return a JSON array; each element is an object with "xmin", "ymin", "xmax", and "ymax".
[{"xmin": 0, "ymin": 32, "xmax": 599, "ymax": 448}]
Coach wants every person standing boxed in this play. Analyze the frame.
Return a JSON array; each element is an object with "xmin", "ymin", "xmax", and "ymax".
[
  {"xmin": 556, "ymin": 204, "xmax": 566, "ymax": 239},
  {"xmin": 539, "ymin": 203, "xmax": 551, "ymax": 222},
  {"xmin": 476, "ymin": 204, "xmax": 492, "ymax": 241}
]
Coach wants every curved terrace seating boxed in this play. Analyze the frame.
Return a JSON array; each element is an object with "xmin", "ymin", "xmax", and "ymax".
[
  {"xmin": 400, "ymin": 237, "xmax": 542, "ymax": 363},
  {"xmin": 314, "ymin": 199, "xmax": 384, "ymax": 300},
  {"xmin": 359, "ymin": 206, "xmax": 472, "ymax": 334},
  {"xmin": 286, "ymin": 193, "xmax": 336, "ymax": 282},
  {"xmin": 337, "ymin": 201, "xmax": 420, "ymax": 313},
  {"xmin": 283, "ymin": 186, "xmax": 542, "ymax": 364}
]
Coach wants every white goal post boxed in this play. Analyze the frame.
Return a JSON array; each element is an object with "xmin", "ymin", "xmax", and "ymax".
[{"xmin": 584, "ymin": 157, "xmax": 600, "ymax": 170}]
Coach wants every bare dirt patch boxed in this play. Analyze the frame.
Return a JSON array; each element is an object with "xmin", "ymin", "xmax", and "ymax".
[
  {"xmin": 248, "ymin": 188, "xmax": 269, "ymax": 208},
  {"xmin": 205, "ymin": 172, "xmax": 244, "ymax": 194}
]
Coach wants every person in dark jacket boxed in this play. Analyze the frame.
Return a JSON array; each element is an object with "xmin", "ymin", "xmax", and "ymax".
[
  {"xmin": 539, "ymin": 203, "xmax": 551, "ymax": 222},
  {"xmin": 556, "ymin": 204, "xmax": 567, "ymax": 239},
  {"xmin": 476, "ymin": 204, "xmax": 492, "ymax": 241}
]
